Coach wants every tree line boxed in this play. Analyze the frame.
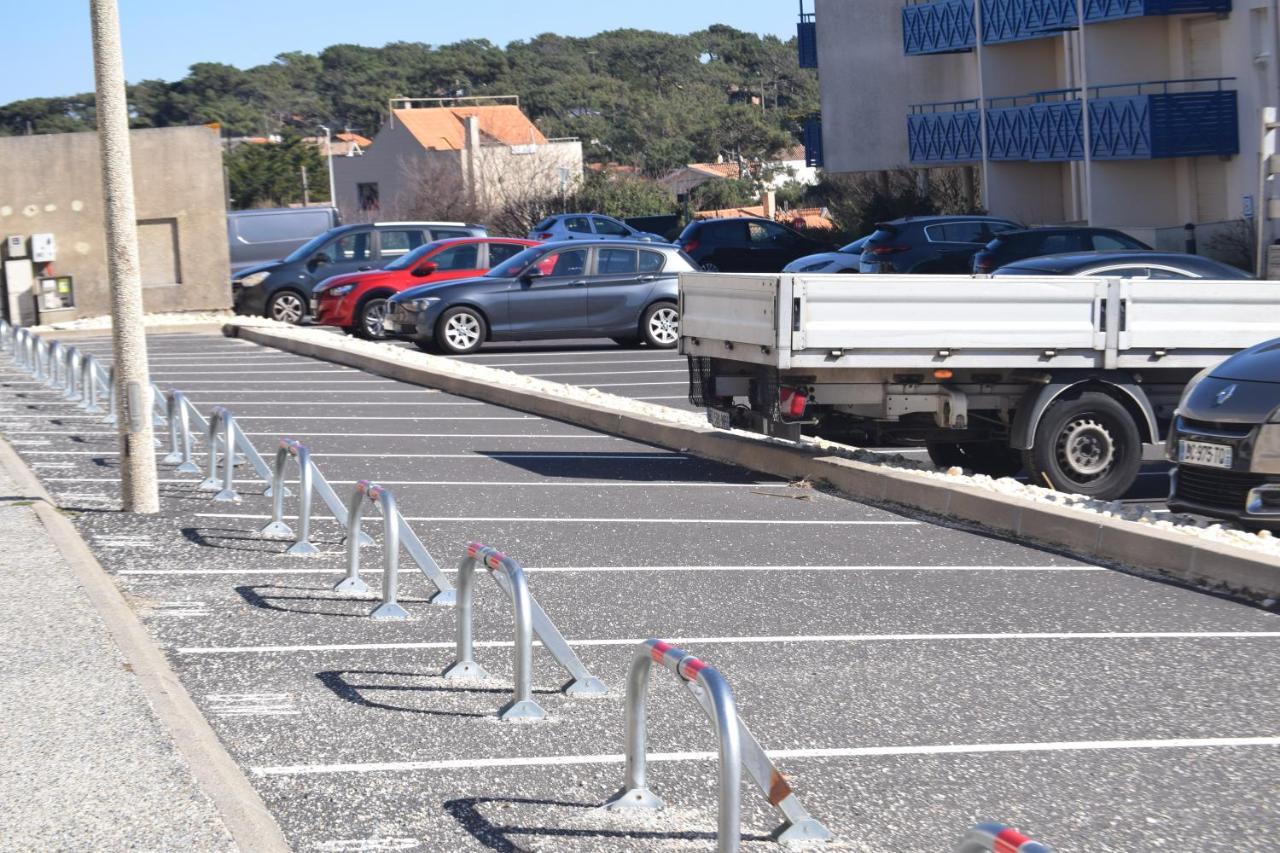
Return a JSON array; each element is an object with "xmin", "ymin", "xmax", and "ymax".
[{"xmin": 0, "ymin": 26, "xmax": 816, "ymax": 175}]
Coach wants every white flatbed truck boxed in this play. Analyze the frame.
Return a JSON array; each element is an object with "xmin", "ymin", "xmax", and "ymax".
[{"xmin": 679, "ymin": 272, "xmax": 1280, "ymax": 499}]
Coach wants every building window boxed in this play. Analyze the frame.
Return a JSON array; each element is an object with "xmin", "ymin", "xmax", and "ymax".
[{"xmin": 357, "ymin": 183, "xmax": 380, "ymax": 211}]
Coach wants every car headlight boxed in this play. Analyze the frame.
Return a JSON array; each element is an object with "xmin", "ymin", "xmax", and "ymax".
[
  {"xmin": 1253, "ymin": 415, "xmax": 1280, "ymax": 474},
  {"xmin": 327, "ymin": 284, "xmax": 356, "ymax": 297},
  {"xmin": 407, "ymin": 297, "xmax": 441, "ymax": 311},
  {"xmin": 236, "ymin": 271, "xmax": 269, "ymax": 288}
]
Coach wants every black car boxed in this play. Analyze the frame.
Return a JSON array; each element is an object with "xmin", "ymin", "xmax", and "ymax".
[
  {"xmin": 1167, "ymin": 337, "xmax": 1280, "ymax": 529},
  {"xmin": 384, "ymin": 240, "xmax": 696, "ymax": 355},
  {"xmin": 991, "ymin": 251, "xmax": 1253, "ymax": 279},
  {"xmin": 858, "ymin": 215, "xmax": 1022, "ymax": 274},
  {"xmin": 972, "ymin": 227, "xmax": 1150, "ymax": 274},
  {"xmin": 232, "ymin": 221, "xmax": 486, "ymax": 323},
  {"xmin": 677, "ymin": 217, "xmax": 832, "ymax": 273}
]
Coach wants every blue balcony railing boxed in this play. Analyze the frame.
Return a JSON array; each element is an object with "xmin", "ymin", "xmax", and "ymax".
[
  {"xmin": 803, "ymin": 114, "xmax": 824, "ymax": 167},
  {"xmin": 904, "ymin": 0, "xmax": 1232, "ymax": 55},
  {"xmin": 798, "ymin": 11, "xmax": 818, "ymax": 68},
  {"xmin": 909, "ymin": 78, "xmax": 1239, "ymax": 163}
]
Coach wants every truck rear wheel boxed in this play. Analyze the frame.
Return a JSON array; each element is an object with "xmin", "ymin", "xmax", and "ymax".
[
  {"xmin": 1022, "ymin": 391, "xmax": 1141, "ymax": 499},
  {"xmin": 926, "ymin": 441, "xmax": 1022, "ymax": 477}
]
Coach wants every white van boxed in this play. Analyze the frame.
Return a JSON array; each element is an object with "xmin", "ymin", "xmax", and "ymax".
[{"xmin": 227, "ymin": 206, "xmax": 340, "ymax": 274}]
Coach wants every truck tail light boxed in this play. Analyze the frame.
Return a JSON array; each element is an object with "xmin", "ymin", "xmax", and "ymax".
[{"xmin": 779, "ymin": 387, "xmax": 808, "ymax": 418}]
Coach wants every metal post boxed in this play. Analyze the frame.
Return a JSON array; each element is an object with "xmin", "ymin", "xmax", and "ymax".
[
  {"xmin": 103, "ymin": 366, "xmax": 118, "ymax": 425},
  {"xmin": 214, "ymin": 408, "xmax": 240, "ymax": 503},
  {"xmin": 319, "ymin": 125, "xmax": 336, "ymax": 207},
  {"xmin": 46, "ymin": 341, "xmax": 64, "ymax": 388},
  {"xmin": 200, "ymin": 408, "xmax": 225, "ymax": 491},
  {"xmin": 261, "ymin": 442, "xmax": 297, "ymax": 540},
  {"xmin": 63, "ymin": 347, "xmax": 82, "ymax": 401},
  {"xmin": 604, "ymin": 640, "xmax": 831, "ymax": 850},
  {"xmin": 337, "ymin": 482, "xmax": 373, "ymax": 595},
  {"xmin": 91, "ymin": 0, "xmax": 160, "ymax": 513},
  {"xmin": 169, "ymin": 391, "xmax": 200, "ymax": 473},
  {"xmin": 368, "ymin": 486, "xmax": 408, "ymax": 621},
  {"xmin": 442, "ymin": 554, "xmax": 487, "ymax": 679}
]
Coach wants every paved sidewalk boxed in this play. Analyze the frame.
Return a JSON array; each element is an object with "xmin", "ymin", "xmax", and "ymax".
[{"xmin": 0, "ymin": 464, "xmax": 237, "ymax": 851}]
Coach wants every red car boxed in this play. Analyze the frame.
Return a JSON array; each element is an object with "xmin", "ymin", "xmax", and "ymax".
[{"xmin": 312, "ymin": 237, "xmax": 540, "ymax": 338}]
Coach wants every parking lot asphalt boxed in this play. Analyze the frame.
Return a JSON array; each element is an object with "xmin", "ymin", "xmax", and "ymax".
[{"xmin": 3, "ymin": 330, "xmax": 1277, "ymax": 851}]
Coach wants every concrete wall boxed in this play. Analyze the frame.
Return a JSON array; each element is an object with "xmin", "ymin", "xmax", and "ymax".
[{"xmin": 0, "ymin": 126, "xmax": 230, "ymax": 322}]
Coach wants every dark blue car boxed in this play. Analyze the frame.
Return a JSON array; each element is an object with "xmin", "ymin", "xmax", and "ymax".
[{"xmin": 384, "ymin": 240, "xmax": 695, "ymax": 354}]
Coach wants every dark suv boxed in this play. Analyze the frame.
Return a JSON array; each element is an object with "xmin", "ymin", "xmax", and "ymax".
[
  {"xmin": 972, "ymin": 227, "xmax": 1150, "ymax": 274},
  {"xmin": 677, "ymin": 217, "xmax": 832, "ymax": 273},
  {"xmin": 232, "ymin": 221, "xmax": 486, "ymax": 323},
  {"xmin": 858, "ymin": 215, "xmax": 1022, "ymax": 274}
]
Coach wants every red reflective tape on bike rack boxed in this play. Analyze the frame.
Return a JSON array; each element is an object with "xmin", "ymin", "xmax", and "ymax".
[
  {"xmin": 995, "ymin": 827, "xmax": 1031, "ymax": 853},
  {"xmin": 766, "ymin": 769, "xmax": 793, "ymax": 806},
  {"xmin": 678, "ymin": 655, "xmax": 707, "ymax": 682},
  {"xmin": 649, "ymin": 640, "xmax": 675, "ymax": 664}
]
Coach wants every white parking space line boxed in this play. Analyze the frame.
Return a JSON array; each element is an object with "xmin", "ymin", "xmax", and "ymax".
[
  {"xmin": 179, "ymin": 401, "xmax": 486, "ymax": 407},
  {"xmin": 193, "ymin": 513, "xmax": 918, "ymax": 526},
  {"xmin": 251, "ymin": 735, "xmax": 1280, "ymax": 777},
  {"xmin": 177, "ymin": 630, "xmax": 1280, "ymax": 656},
  {"xmin": 150, "ymin": 369, "xmax": 354, "ymax": 375},
  {"xmin": 50, "ymin": 478, "xmax": 779, "ymax": 488},
  {"xmin": 148, "ymin": 379, "xmax": 396, "ymax": 384},
  {"xmin": 22, "ymin": 451, "xmax": 687, "ymax": 460},
  {"xmin": 578, "ymin": 381, "xmax": 691, "ymax": 388},
  {"xmin": 2, "ymin": 431, "xmax": 628, "ymax": 438},
  {"xmin": 119, "ymin": 564, "xmax": 1100, "ymax": 577}
]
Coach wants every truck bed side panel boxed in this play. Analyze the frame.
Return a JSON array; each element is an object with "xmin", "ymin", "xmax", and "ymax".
[{"xmin": 680, "ymin": 273, "xmax": 782, "ymax": 352}]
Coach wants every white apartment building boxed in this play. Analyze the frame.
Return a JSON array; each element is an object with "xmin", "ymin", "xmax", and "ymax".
[{"xmin": 802, "ymin": 0, "xmax": 1280, "ymax": 255}]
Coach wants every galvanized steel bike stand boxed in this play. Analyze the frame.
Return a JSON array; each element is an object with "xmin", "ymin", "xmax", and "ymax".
[
  {"xmin": 957, "ymin": 822, "xmax": 1054, "ymax": 853},
  {"xmin": 602, "ymin": 640, "xmax": 832, "ymax": 851},
  {"xmin": 338, "ymin": 480, "xmax": 455, "ymax": 619},
  {"xmin": 442, "ymin": 543, "xmax": 609, "ymax": 721},
  {"xmin": 262, "ymin": 438, "xmax": 372, "ymax": 556}
]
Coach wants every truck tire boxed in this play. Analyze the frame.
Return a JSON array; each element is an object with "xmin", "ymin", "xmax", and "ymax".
[
  {"xmin": 1022, "ymin": 391, "xmax": 1141, "ymax": 499},
  {"xmin": 926, "ymin": 441, "xmax": 1022, "ymax": 477}
]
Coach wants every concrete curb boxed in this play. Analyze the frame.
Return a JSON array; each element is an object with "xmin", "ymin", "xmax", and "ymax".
[
  {"xmin": 0, "ymin": 436, "xmax": 293, "ymax": 853},
  {"xmin": 226, "ymin": 324, "xmax": 1280, "ymax": 603}
]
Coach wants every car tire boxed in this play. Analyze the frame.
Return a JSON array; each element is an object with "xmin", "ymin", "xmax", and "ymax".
[
  {"xmin": 435, "ymin": 306, "xmax": 487, "ymax": 355},
  {"xmin": 927, "ymin": 441, "xmax": 1022, "ymax": 477},
  {"xmin": 412, "ymin": 337, "xmax": 436, "ymax": 353},
  {"xmin": 1022, "ymin": 391, "xmax": 1142, "ymax": 499},
  {"xmin": 352, "ymin": 294, "xmax": 391, "ymax": 340},
  {"xmin": 266, "ymin": 290, "xmax": 307, "ymax": 325},
  {"xmin": 640, "ymin": 302, "xmax": 679, "ymax": 349}
]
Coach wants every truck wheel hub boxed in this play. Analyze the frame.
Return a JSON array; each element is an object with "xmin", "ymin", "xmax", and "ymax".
[{"xmin": 1058, "ymin": 418, "xmax": 1114, "ymax": 478}]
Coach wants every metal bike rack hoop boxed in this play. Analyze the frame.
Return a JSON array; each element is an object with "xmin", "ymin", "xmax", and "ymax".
[
  {"xmin": 957, "ymin": 822, "xmax": 1053, "ymax": 853},
  {"xmin": 261, "ymin": 438, "xmax": 372, "ymax": 555},
  {"xmin": 337, "ymin": 480, "xmax": 455, "ymax": 619},
  {"xmin": 602, "ymin": 639, "xmax": 832, "ymax": 852},
  {"xmin": 201, "ymin": 406, "xmax": 242, "ymax": 502},
  {"xmin": 442, "ymin": 542, "xmax": 608, "ymax": 721}
]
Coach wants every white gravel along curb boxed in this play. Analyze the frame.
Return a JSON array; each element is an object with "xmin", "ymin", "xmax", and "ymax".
[{"xmin": 224, "ymin": 317, "xmax": 1280, "ymax": 601}]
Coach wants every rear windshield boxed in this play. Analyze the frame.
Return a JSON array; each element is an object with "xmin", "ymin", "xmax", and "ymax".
[
  {"xmin": 864, "ymin": 228, "xmax": 899, "ymax": 246},
  {"xmin": 532, "ymin": 217, "xmax": 556, "ymax": 232}
]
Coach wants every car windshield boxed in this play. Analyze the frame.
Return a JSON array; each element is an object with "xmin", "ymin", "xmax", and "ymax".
[
  {"xmin": 283, "ymin": 231, "xmax": 337, "ymax": 263},
  {"xmin": 384, "ymin": 241, "xmax": 445, "ymax": 271},
  {"xmin": 486, "ymin": 245, "xmax": 552, "ymax": 278}
]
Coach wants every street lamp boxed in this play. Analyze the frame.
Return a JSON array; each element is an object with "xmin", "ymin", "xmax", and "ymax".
[{"xmin": 318, "ymin": 125, "xmax": 336, "ymax": 207}]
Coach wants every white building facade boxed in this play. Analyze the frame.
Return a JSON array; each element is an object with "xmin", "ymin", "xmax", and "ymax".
[{"xmin": 805, "ymin": 0, "xmax": 1280, "ymax": 258}]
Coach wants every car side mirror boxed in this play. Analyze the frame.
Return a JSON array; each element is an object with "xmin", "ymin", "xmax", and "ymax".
[
  {"xmin": 521, "ymin": 267, "xmax": 546, "ymax": 283},
  {"xmin": 307, "ymin": 254, "xmax": 328, "ymax": 271},
  {"xmin": 412, "ymin": 261, "xmax": 437, "ymax": 277}
]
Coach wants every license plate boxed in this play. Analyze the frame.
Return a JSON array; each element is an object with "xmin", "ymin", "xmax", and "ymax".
[
  {"xmin": 384, "ymin": 319, "xmax": 399, "ymax": 332},
  {"xmin": 1178, "ymin": 439, "xmax": 1233, "ymax": 469},
  {"xmin": 707, "ymin": 408, "xmax": 732, "ymax": 430}
]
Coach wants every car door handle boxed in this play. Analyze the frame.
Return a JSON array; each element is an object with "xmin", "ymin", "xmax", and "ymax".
[
  {"xmin": 636, "ymin": 274, "xmax": 658, "ymax": 282},
  {"xmin": 358, "ymin": 265, "xmax": 373, "ymax": 271},
  {"xmin": 568, "ymin": 280, "xmax": 588, "ymax": 287}
]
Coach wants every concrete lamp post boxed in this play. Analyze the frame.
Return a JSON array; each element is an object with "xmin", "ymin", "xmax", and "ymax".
[
  {"xmin": 89, "ymin": 0, "xmax": 159, "ymax": 513},
  {"xmin": 319, "ymin": 125, "xmax": 336, "ymax": 207}
]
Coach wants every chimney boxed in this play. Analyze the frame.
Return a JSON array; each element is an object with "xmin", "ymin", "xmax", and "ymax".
[
  {"xmin": 761, "ymin": 189, "xmax": 777, "ymax": 220},
  {"xmin": 464, "ymin": 115, "xmax": 481, "ymax": 151}
]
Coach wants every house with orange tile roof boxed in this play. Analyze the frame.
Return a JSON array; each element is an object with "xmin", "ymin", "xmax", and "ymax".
[{"xmin": 332, "ymin": 97, "xmax": 583, "ymax": 219}]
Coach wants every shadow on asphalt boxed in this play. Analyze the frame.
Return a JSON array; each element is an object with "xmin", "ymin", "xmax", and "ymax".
[
  {"xmin": 234, "ymin": 585, "xmax": 434, "ymax": 618},
  {"xmin": 315, "ymin": 670, "xmax": 563, "ymax": 720},
  {"xmin": 441, "ymin": 796, "xmax": 774, "ymax": 852}
]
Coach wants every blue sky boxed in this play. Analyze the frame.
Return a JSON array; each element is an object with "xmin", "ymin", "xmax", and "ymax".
[{"xmin": 0, "ymin": 1, "xmax": 800, "ymax": 104}]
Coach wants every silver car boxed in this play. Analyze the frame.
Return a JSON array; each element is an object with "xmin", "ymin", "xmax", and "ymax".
[{"xmin": 529, "ymin": 214, "xmax": 666, "ymax": 243}]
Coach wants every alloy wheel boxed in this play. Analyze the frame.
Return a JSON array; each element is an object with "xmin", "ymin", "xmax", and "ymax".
[
  {"xmin": 270, "ymin": 293, "xmax": 304, "ymax": 324},
  {"xmin": 647, "ymin": 306, "xmax": 679, "ymax": 346}
]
